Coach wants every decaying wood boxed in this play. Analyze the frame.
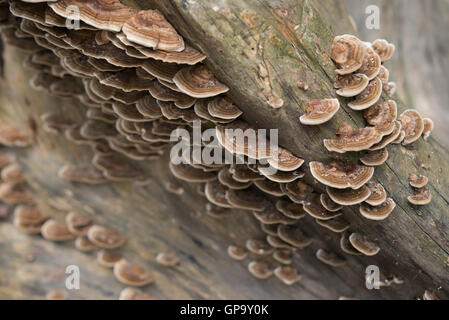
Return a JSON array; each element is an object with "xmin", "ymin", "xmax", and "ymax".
[{"xmin": 0, "ymin": 0, "xmax": 447, "ymax": 300}]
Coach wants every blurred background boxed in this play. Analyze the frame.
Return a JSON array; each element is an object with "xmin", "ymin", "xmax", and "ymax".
[{"xmin": 344, "ymin": 0, "xmax": 449, "ymax": 145}]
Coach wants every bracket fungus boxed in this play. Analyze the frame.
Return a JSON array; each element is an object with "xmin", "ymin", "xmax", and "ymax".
[
  {"xmin": 246, "ymin": 239, "xmax": 275, "ymax": 255},
  {"xmin": 299, "ymin": 99, "xmax": 340, "ymax": 125},
  {"xmin": 156, "ymin": 252, "xmax": 180, "ymax": 267},
  {"xmin": 332, "ymin": 34, "xmax": 366, "ymax": 75},
  {"xmin": 113, "ymin": 259, "xmax": 154, "ymax": 287},
  {"xmin": 409, "ymin": 174, "xmax": 428, "ymax": 189},
  {"xmin": 41, "ymin": 219, "xmax": 76, "ymax": 241},
  {"xmin": 347, "ymin": 77, "xmax": 382, "ymax": 110},
  {"xmin": 58, "ymin": 164, "xmax": 108, "ymax": 184},
  {"xmin": 371, "ymin": 39, "xmax": 395, "ymax": 62},
  {"xmin": 75, "ymin": 236, "xmax": 97, "ymax": 252},
  {"xmin": 324, "ymin": 123, "xmax": 383, "ymax": 153},
  {"xmin": 248, "ymin": 261, "xmax": 273, "ymax": 279},
  {"xmin": 363, "ymin": 100, "xmax": 397, "ymax": 136},
  {"xmin": 319, "ymin": 193, "xmax": 343, "ymax": 212},
  {"xmin": 407, "ymin": 187, "xmax": 432, "ymax": 206},
  {"xmin": 97, "ymin": 250, "xmax": 122, "ymax": 268},
  {"xmin": 316, "ymin": 249, "xmax": 346, "ymax": 267},
  {"xmin": 334, "ymin": 73, "xmax": 369, "ymax": 97},
  {"xmin": 65, "ymin": 211, "xmax": 92, "ymax": 236},
  {"xmin": 365, "ymin": 180, "xmax": 387, "ymax": 206},
  {"xmin": 348, "ymin": 233, "xmax": 380, "ymax": 256},
  {"xmin": 119, "ymin": 288, "xmax": 151, "ymax": 300},
  {"xmin": 399, "ymin": 109, "xmax": 425, "ymax": 145},
  {"xmin": 422, "ymin": 118, "xmax": 434, "ymax": 140},
  {"xmin": 277, "ymin": 224, "xmax": 313, "ymax": 249},
  {"xmin": 315, "ymin": 217, "xmax": 350, "ymax": 233},
  {"xmin": 309, "ymin": 161, "xmax": 374, "ymax": 190},
  {"xmin": 1, "ymin": 163, "xmax": 25, "ymax": 183},
  {"xmin": 358, "ymin": 45, "xmax": 382, "ymax": 80},
  {"xmin": 274, "ymin": 266, "xmax": 302, "ymax": 285},
  {"xmin": 303, "ymin": 194, "xmax": 342, "ymax": 220},
  {"xmin": 273, "ymin": 249, "xmax": 293, "ymax": 265},
  {"xmin": 87, "ymin": 225, "xmax": 126, "ymax": 249},
  {"xmin": 227, "ymin": 245, "xmax": 248, "ymax": 261},
  {"xmin": 173, "ymin": 65, "xmax": 229, "ymax": 98},
  {"xmin": 359, "ymin": 198, "xmax": 396, "ymax": 221},
  {"xmin": 13, "ymin": 204, "xmax": 47, "ymax": 234},
  {"xmin": 360, "ymin": 148, "xmax": 389, "ymax": 167}
]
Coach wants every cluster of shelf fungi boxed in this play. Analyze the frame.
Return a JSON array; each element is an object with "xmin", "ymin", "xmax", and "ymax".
[{"xmin": 0, "ymin": 0, "xmax": 437, "ymax": 299}]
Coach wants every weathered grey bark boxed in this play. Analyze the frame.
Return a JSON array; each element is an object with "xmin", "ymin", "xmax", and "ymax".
[{"xmin": 0, "ymin": 0, "xmax": 448, "ymax": 300}]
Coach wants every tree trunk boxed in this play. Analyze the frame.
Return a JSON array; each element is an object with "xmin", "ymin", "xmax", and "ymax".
[{"xmin": 0, "ymin": 0, "xmax": 447, "ymax": 300}]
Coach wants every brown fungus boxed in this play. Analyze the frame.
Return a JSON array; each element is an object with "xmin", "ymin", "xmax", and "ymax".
[
  {"xmin": 253, "ymin": 205, "xmax": 296, "ymax": 225},
  {"xmin": 316, "ymin": 217, "xmax": 350, "ymax": 233},
  {"xmin": 349, "ymin": 232, "xmax": 380, "ymax": 256},
  {"xmin": 422, "ymin": 118, "xmax": 434, "ymax": 140},
  {"xmin": 326, "ymin": 185, "xmax": 371, "ymax": 206},
  {"xmin": 97, "ymin": 250, "xmax": 122, "ymax": 268},
  {"xmin": 41, "ymin": 219, "xmax": 76, "ymax": 241},
  {"xmin": 409, "ymin": 174, "xmax": 428, "ymax": 188},
  {"xmin": 248, "ymin": 261, "xmax": 273, "ymax": 279},
  {"xmin": 332, "ymin": 34, "xmax": 366, "ymax": 75},
  {"xmin": 173, "ymin": 65, "xmax": 229, "ymax": 98},
  {"xmin": 275, "ymin": 199, "xmax": 306, "ymax": 219},
  {"xmin": 360, "ymin": 148, "xmax": 389, "ymax": 166},
  {"xmin": 369, "ymin": 121, "xmax": 403, "ymax": 151},
  {"xmin": 246, "ymin": 239, "xmax": 275, "ymax": 255},
  {"xmin": 364, "ymin": 99, "xmax": 398, "ymax": 133},
  {"xmin": 348, "ymin": 77, "xmax": 383, "ymax": 110},
  {"xmin": 273, "ymin": 249, "xmax": 293, "ymax": 265},
  {"xmin": 277, "ymin": 225, "xmax": 312, "ymax": 249},
  {"xmin": 75, "ymin": 236, "xmax": 97, "ymax": 252},
  {"xmin": 13, "ymin": 205, "xmax": 47, "ymax": 234},
  {"xmin": 365, "ymin": 180, "xmax": 387, "ymax": 206},
  {"xmin": 113, "ymin": 259, "xmax": 154, "ymax": 287},
  {"xmin": 407, "ymin": 187, "xmax": 432, "ymax": 206},
  {"xmin": 324, "ymin": 123, "xmax": 383, "ymax": 153},
  {"xmin": 65, "ymin": 211, "xmax": 92, "ymax": 236},
  {"xmin": 1, "ymin": 163, "xmax": 25, "ymax": 183},
  {"xmin": 227, "ymin": 245, "xmax": 248, "ymax": 261},
  {"xmin": 58, "ymin": 164, "xmax": 108, "ymax": 184},
  {"xmin": 156, "ymin": 252, "xmax": 180, "ymax": 267},
  {"xmin": 399, "ymin": 109, "xmax": 425, "ymax": 145},
  {"xmin": 340, "ymin": 232, "xmax": 362, "ymax": 256},
  {"xmin": 316, "ymin": 249, "xmax": 346, "ymax": 267},
  {"xmin": 371, "ymin": 39, "xmax": 395, "ymax": 62},
  {"xmin": 358, "ymin": 44, "xmax": 382, "ymax": 80},
  {"xmin": 274, "ymin": 266, "xmax": 302, "ymax": 285},
  {"xmin": 303, "ymin": 194, "xmax": 342, "ymax": 220},
  {"xmin": 309, "ymin": 161, "xmax": 374, "ymax": 190},
  {"xmin": 320, "ymin": 193, "xmax": 343, "ymax": 212},
  {"xmin": 119, "ymin": 287, "xmax": 152, "ymax": 300},
  {"xmin": 226, "ymin": 188, "xmax": 270, "ymax": 212},
  {"xmin": 122, "ymin": 10, "xmax": 184, "ymax": 52},
  {"xmin": 208, "ymin": 97, "xmax": 242, "ymax": 120},
  {"xmin": 87, "ymin": 225, "xmax": 127, "ymax": 249},
  {"xmin": 334, "ymin": 73, "xmax": 369, "ymax": 97},
  {"xmin": 0, "ymin": 182, "xmax": 34, "ymax": 204},
  {"xmin": 360, "ymin": 198, "xmax": 396, "ymax": 221},
  {"xmin": 299, "ymin": 99, "xmax": 340, "ymax": 125}
]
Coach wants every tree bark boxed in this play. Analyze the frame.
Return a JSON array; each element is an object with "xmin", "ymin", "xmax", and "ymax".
[{"xmin": 0, "ymin": 0, "xmax": 447, "ymax": 300}]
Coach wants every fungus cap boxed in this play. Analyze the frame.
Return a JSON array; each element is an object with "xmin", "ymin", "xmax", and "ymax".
[
  {"xmin": 173, "ymin": 65, "xmax": 229, "ymax": 98},
  {"xmin": 371, "ymin": 39, "xmax": 395, "ymax": 62},
  {"xmin": 226, "ymin": 188, "xmax": 270, "ymax": 212},
  {"xmin": 113, "ymin": 259, "xmax": 154, "ymax": 287},
  {"xmin": 299, "ymin": 99, "xmax": 340, "ymax": 125},
  {"xmin": 156, "ymin": 252, "xmax": 180, "ymax": 267},
  {"xmin": 75, "ymin": 236, "xmax": 97, "ymax": 252},
  {"xmin": 248, "ymin": 261, "xmax": 273, "ymax": 279},
  {"xmin": 358, "ymin": 45, "xmax": 381, "ymax": 80},
  {"xmin": 399, "ymin": 109, "xmax": 424, "ymax": 145},
  {"xmin": 316, "ymin": 216, "xmax": 350, "ymax": 233},
  {"xmin": 97, "ymin": 250, "xmax": 122, "ymax": 268},
  {"xmin": 227, "ymin": 245, "xmax": 248, "ymax": 261},
  {"xmin": 1, "ymin": 163, "xmax": 25, "ymax": 183},
  {"xmin": 122, "ymin": 10, "xmax": 184, "ymax": 52},
  {"xmin": 340, "ymin": 232, "xmax": 362, "ymax": 255},
  {"xmin": 407, "ymin": 187, "xmax": 431, "ymax": 206},
  {"xmin": 320, "ymin": 193, "xmax": 343, "ymax": 212},
  {"xmin": 65, "ymin": 211, "xmax": 92, "ymax": 236},
  {"xmin": 332, "ymin": 34, "xmax": 366, "ymax": 75},
  {"xmin": 119, "ymin": 287, "xmax": 152, "ymax": 300},
  {"xmin": 309, "ymin": 161, "xmax": 374, "ymax": 190},
  {"xmin": 316, "ymin": 248, "xmax": 346, "ymax": 267},
  {"xmin": 58, "ymin": 164, "xmax": 108, "ymax": 184},
  {"xmin": 409, "ymin": 174, "xmax": 428, "ymax": 188},
  {"xmin": 323, "ymin": 123, "xmax": 383, "ymax": 153},
  {"xmin": 273, "ymin": 249, "xmax": 293, "ymax": 265},
  {"xmin": 303, "ymin": 194, "xmax": 342, "ymax": 220},
  {"xmin": 334, "ymin": 73, "xmax": 369, "ymax": 97},
  {"xmin": 275, "ymin": 199, "xmax": 306, "ymax": 219},
  {"xmin": 365, "ymin": 180, "xmax": 387, "ymax": 206},
  {"xmin": 253, "ymin": 178, "xmax": 284, "ymax": 197},
  {"xmin": 349, "ymin": 232, "xmax": 380, "ymax": 256},
  {"xmin": 326, "ymin": 185, "xmax": 371, "ymax": 206},
  {"xmin": 360, "ymin": 198, "xmax": 396, "ymax": 220},
  {"xmin": 360, "ymin": 148, "xmax": 389, "ymax": 166},
  {"xmin": 277, "ymin": 225, "xmax": 312, "ymax": 249},
  {"xmin": 347, "ymin": 77, "xmax": 382, "ymax": 110},
  {"xmin": 87, "ymin": 225, "xmax": 126, "ymax": 249},
  {"xmin": 267, "ymin": 148, "xmax": 304, "ymax": 172},
  {"xmin": 422, "ymin": 118, "xmax": 434, "ymax": 140},
  {"xmin": 274, "ymin": 266, "xmax": 302, "ymax": 285},
  {"xmin": 41, "ymin": 219, "xmax": 75, "ymax": 241},
  {"xmin": 363, "ymin": 100, "xmax": 397, "ymax": 136}
]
